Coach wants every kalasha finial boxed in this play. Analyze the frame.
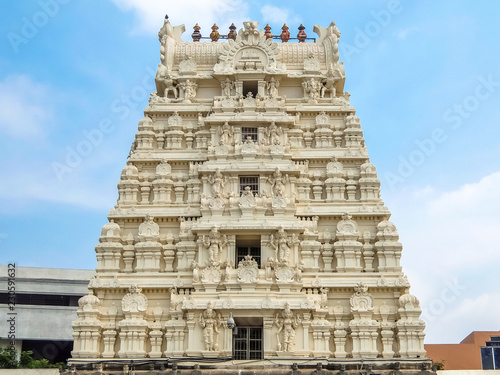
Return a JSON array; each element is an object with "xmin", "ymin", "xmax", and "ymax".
[
  {"xmin": 264, "ymin": 24, "xmax": 272, "ymax": 39},
  {"xmin": 280, "ymin": 24, "xmax": 290, "ymax": 43},
  {"xmin": 191, "ymin": 23, "xmax": 201, "ymax": 42},
  {"xmin": 210, "ymin": 23, "xmax": 220, "ymax": 42},
  {"xmin": 297, "ymin": 24, "xmax": 307, "ymax": 42},
  {"xmin": 228, "ymin": 23, "xmax": 237, "ymax": 40}
]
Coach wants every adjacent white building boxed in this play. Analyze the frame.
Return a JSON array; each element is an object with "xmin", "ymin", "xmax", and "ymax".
[{"xmin": 0, "ymin": 263, "xmax": 94, "ymax": 363}]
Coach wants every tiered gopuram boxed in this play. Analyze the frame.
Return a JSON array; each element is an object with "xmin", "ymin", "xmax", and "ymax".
[{"xmin": 68, "ymin": 18, "xmax": 430, "ymax": 375}]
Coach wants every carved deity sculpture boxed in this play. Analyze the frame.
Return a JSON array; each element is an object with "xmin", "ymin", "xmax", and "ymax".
[
  {"xmin": 138, "ymin": 214, "xmax": 160, "ymax": 242},
  {"xmin": 207, "ymin": 168, "xmax": 226, "ymax": 198},
  {"xmin": 268, "ymin": 167, "xmax": 288, "ymax": 197},
  {"xmin": 217, "ymin": 122, "xmax": 233, "ymax": 145},
  {"xmin": 199, "ymin": 302, "xmax": 220, "ymax": 351},
  {"xmin": 270, "ymin": 225, "xmax": 291, "ymax": 265},
  {"xmin": 191, "ymin": 261, "xmax": 200, "ymax": 282},
  {"xmin": 321, "ymin": 64, "xmax": 340, "ymax": 98},
  {"xmin": 221, "ymin": 78, "xmax": 234, "ymax": 97},
  {"xmin": 182, "ymin": 79, "xmax": 198, "ymax": 101},
  {"xmin": 155, "ymin": 64, "xmax": 178, "ymax": 98},
  {"xmin": 267, "ymin": 77, "xmax": 280, "ymax": 98},
  {"xmin": 266, "ymin": 122, "xmax": 282, "ymax": 145},
  {"xmin": 239, "ymin": 186, "xmax": 256, "ymax": 208},
  {"xmin": 302, "ymin": 78, "xmax": 321, "ymax": 100},
  {"xmin": 274, "ymin": 302, "xmax": 301, "ymax": 352},
  {"xmin": 122, "ymin": 285, "xmax": 148, "ymax": 314},
  {"xmin": 202, "ymin": 226, "xmax": 228, "ymax": 264}
]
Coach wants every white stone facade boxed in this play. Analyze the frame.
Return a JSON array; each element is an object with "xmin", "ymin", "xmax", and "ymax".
[{"xmin": 70, "ymin": 20, "xmax": 426, "ymax": 363}]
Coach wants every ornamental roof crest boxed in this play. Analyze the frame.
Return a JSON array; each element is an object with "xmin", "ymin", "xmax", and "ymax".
[{"xmin": 214, "ymin": 21, "xmax": 285, "ymax": 74}]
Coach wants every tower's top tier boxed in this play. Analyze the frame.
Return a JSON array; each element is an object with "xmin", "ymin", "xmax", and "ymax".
[{"xmin": 158, "ymin": 20, "xmax": 344, "ymax": 82}]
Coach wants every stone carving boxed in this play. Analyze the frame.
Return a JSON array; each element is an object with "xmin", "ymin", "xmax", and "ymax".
[
  {"xmin": 122, "ymin": 285, "xmax": 148, "ymax": 313},
  {"xmin": 237, "ymin": 255, "xmax": 259, "ymax": 283},
  {"xmin": 203, "ymin": 226, "xmax": 228, "ymax": 264},
  {"xmin": 304, "ymin": 53, "xmax": 320, "ymax": 73},
  {"xmin": 350, "ymin": 282, "xmax": 373, "ymax": 312},
  {"xmin": 156, "ymin": 159, "xmax": 172, "ymax": 176},
  {"xmin": 239, "ymin": 186, "xmax": 256, "ymax": 208},
  {"xmin": 221, "ymin": 78, "xmax": 234, "ymax": 97},
  {"xmin": 266, "ymin": 122, "xmax": 283, "ymax": 146},
  {"xmin": 275, "ymin": 302, "xmax": 301, "ymax": 352},
  {"xmin": 217, "ymin": 122, "xmax": 234, "ymax": 145},
  {"xmin": 275, "ymin": 265, "xmax": 295, "ymax": 283},
  {"xmin": 208, "ymin": 168, "xmax": 226, "ymax": 198},
  {"xmin": 223, "ymin": 259, "xmax": 233, "ymax": 282},
  {"xmin": 181, "ymin": 79, "xmax": 198, "ymax": 102},
  {"xmin": 169, "ymin": 287, "xmax": 182, "ymax": 312},
  {"xmin": 191, "ymin": 261, "xmax": 200, "ymax": 282},
  {"xmin": 178, "ymin": 55, "xmax": 197, "ymax": 75},
  {"xmin": 199, "ymin": 302, "xmax": 221, "ymax": 351},
  {"xmin": 201, "ymin": 264, "xmax": 222, "ymax": 284},
  {"xmin": 240, "ymin": 21, "xmax": 261, "ymax": 44},
  {"xmin": 155, "ymin": 64, "xmax": 178, "ymax": 99},
  {"xmin": 294, "ymin": 261, "xmax": 304, "ymax": 282},
  {"xmin": 267, "ymin": 77, "xmax": 280, "ymax": 98},
  {"xmin": 321, "ymin": 64, "xmax": 342, "ymax": 98},
  {"xmin": 268, "ymin": 167, "xmax": 288, "ymax": 197},
  {"xmin": 138, "ymin": 214, "xmax": 160, "ymax": 242},
  {"xmin": 270, "ymin": 225, "xmax": 292, "ymax": 265},
  {"xmin": 302, "ymin": 78, "xmax": 321, "ymax": 101}
]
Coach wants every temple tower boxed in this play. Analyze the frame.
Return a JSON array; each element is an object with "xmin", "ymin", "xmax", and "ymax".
[{"xmin": 68, "ymin": 18, "xmax": 430, "ymax": 375}]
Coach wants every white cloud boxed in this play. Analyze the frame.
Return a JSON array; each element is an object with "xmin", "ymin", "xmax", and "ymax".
[
  {"xmin": 260, "ymin": 5, "xmax": 300, "ymax": 27},
  {"xmin": 387, "ymin": 171, "xmax": 500, "ymax": 343},
  {"xmin": 396, "ymin": 27, "xmax": 417, "ymax": 40},
  {"xmin": 0, "ymin": 75, "xmax": 54, "ymax": 138},
  {"xmin": 110, "ymin": 0, "xmax": 250, "ymax": 37}
]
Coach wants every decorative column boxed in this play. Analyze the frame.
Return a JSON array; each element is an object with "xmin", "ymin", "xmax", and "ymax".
[
  {"xmin": 396, "ymin": 293, "xmax": 426, "ymax": 358},
  {"xmin": 375, "ymin": 219, "xmax": 403, "ymax": 273},
  {"xmin": 134, "ymin": 214, "xmax": 162, "ymax": 272},
  {"xmin": 324, "ymin": 157, "xmax": 346, "ymax": 201},
  {"xmin": 334, "ymin": 213, "xmax": 363, "ymax": 272},
  {"xmin": 95, "ymin": 220, "xmax": 122, "ymax": 273},
  {"xmin": 101, "ymin": 304, "xmax": 118, "ymax": 358},
  {"xmin": 348, "ymin": 283, "xmax": 379, "ymax": 358},
  {"xmin": 117, "ymin": 162, "xmax": 140, "ymax": 206},
  {"xmin": 379, "ymin": 302, "xmax": 395, "ymax": 359},
  {"xmin": 71, "ymin": 291, "xmax": 102, "ymax": 359},
  {"xmin": 149, "ymin": 305, "xmax": 164, "ymax": 358},
  {"xmin": 332, "ymin": 302, "xmax": 347, "ymax": 358},
  {"xmin": 117, "ymin": 285, "xmax": 148, "ymax": 358},
  {"xmin": 359, "ymin": 161, "xmax": 381, "ymax": 201},
  {"xmin": 152, "ymin": 160, "xmax": 174, "ymax": 204}
]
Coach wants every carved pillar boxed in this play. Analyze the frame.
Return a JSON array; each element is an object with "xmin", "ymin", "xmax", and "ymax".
[
  {"xmin": 71, "ymin": 292, "xmax": 102, "ymax": 359},
  {"xmin": 263, "ymin": 316, "xmax": 274, "ymax": 357},
  {"xmin": 334, "ymin": 213, "xmax": 363, "ymax": 272},
  {"xmin": 375, "ymin": 220, "xmax": 403, "ymax": 273},
  {"xmin": 300, "ymin": 313, "xmax": 312, "ymax": 356},
  {"xmin": 185, "ymin": 312, "xmax": 197, "ymax": 356},
  {"xmin": 122, "ymin": 233, "xmax": 135, "ymax": 273},
  {"xmin": 163, "ymin": 232, "xmax": 176, "ymax": 272}
]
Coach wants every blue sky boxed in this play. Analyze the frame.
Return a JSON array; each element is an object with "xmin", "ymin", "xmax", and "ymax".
[{"xmin": 1, "ymin": 0, "xmax": 499, "ymax": 344}]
